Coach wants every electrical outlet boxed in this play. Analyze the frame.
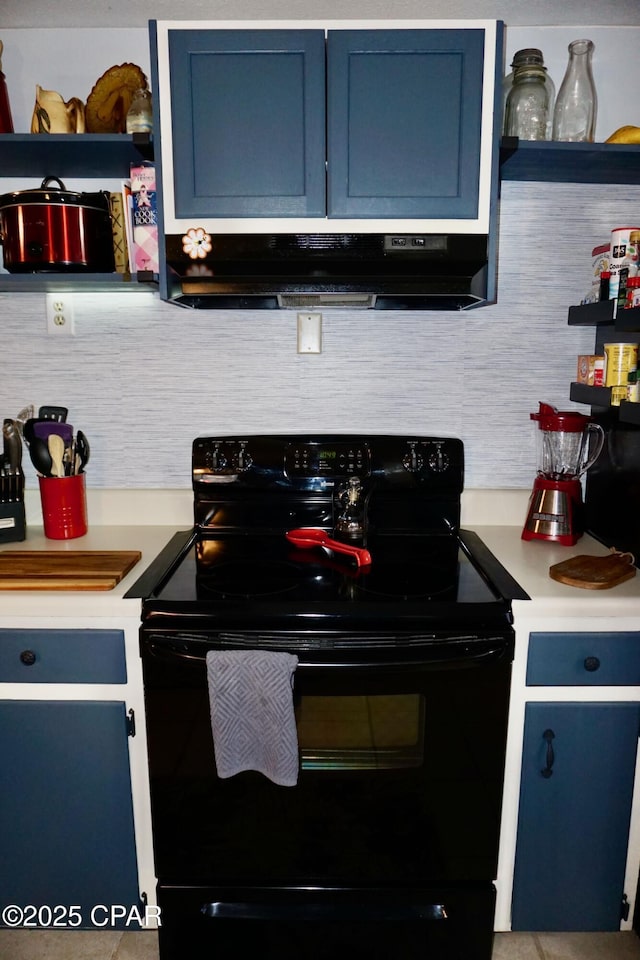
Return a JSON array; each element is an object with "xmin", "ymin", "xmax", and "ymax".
[{"xmin": 45, "ymin": 293, "xmax": 75, "ymax": 336}]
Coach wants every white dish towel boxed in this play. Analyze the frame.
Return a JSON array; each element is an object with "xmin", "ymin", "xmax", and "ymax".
[{"xmin": 206, "ymin": 649, "xmax": 299, "ymax": 787}]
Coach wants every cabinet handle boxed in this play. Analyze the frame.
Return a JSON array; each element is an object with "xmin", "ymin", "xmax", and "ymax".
[
  {"xmin": 19, "ymin": 649, "xmax": 36, "ymax": 666},
  {"xmin": 584, "ymin": 656, "xmax": 601, "ymax": 672},
  {"xmin": 541, "ymin": 728, "xmax": 555, "ymax": 778}
]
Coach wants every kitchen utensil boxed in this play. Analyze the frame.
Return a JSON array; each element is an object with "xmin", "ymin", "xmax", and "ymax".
[
  {"xmin": 38, "ymin": 405, "xmax": 68, "ymax": 423},
  {"xmin": 0, "ymin": 177, "xmax": 115, "ymax": 273},
  {"xmin": 14, "ymin": 405, "xmax": 35, "ymax": 438},
  {"xmin": 75, "ymin": 430, "xmax": 90, "ymax": 473},
  {"xmin": 549, "ymin": 549, "xmax": 636, "ymax": 589},
  {"xmin": 28, "ymin": 435, "xmax": 53, "ymax": 477},
  {"xmin": 285, "ymin": 528, "xmax": 372, "ymax": 568},
  {"xmin": 23, "ymin": 417, "xmax": 38, "ymax": 445},
  {"xmin": 2, "ymin": 418, "xmax": 21, "ymax": 470},
  {"xmin": 0, "ymin": 550, "xmax": 140, "ymax": 590},
  {"xmin": 47, "ymin": 434, "xmax": 65, "ymax": 478},
  {"xmin": 1, "ymin": 418, "xmax": 23, "ymax": 505},
  {"xmin": 522, "ymin": 402, "xmax": 605, "ymax": 546},
  {"xmin": 34, "ymin": 421, "xmax": 73, "ymax": 444}
]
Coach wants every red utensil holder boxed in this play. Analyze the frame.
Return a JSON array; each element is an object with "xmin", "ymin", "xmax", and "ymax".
[{"xmin": 39, "ymin": 474, "xmax": 87, "ymax": 540}]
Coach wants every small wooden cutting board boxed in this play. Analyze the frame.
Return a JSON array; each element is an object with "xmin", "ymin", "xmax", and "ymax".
[
  {"xmin": 0, "ymin": 551, "xmax": 142, "ymax": 591},
  {"xmin": 549, "ymin": 551, "xmax": 637, "ymax": 590}
]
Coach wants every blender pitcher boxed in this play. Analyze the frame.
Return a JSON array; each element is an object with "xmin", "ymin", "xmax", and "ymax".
[{"xmin": 522, "ymin": 402, "xmax": 605, "ymax": 545}]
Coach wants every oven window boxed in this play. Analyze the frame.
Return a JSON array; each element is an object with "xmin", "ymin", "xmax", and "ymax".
[{"xmin": 296, "ymin": 694, "xmax": 424, "ymax": 770}]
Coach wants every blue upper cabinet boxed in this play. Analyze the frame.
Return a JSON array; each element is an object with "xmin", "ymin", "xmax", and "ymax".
[
  {"xmin": 167, "ymin": 29, "xmax": 327, "ymax": 219},
  {"xmin": 152, "ymin": 21, "xmax": 502, "ymax": 233},
  {"xmin": 326, "ymin": 30, "xmax": 485, "ymax": 219}
]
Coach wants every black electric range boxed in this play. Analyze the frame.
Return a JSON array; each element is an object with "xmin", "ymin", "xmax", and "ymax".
[
  {"xmin": 132, "ymin": 434, "xmax": 527, "ymax": 640},
  {"xmin": 127, "ymin": 434, "xmax": 528, "ymax": 960}
]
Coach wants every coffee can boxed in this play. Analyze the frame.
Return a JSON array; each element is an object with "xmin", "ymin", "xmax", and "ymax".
[{"xmin": 604, "ymin": 342, "xmax": 639, "ymax": 386}]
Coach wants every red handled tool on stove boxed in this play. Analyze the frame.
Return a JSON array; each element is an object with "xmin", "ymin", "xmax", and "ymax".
[{"xmin": 285, "ymin": 528, "xmax": 372, "ymax": 568}]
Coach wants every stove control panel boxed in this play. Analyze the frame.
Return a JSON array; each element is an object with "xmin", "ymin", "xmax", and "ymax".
[
  {"xmin": 284, "ymin": 442, "xmax": 371, "ymax": 479},
  {"xmin": 193, "ymin": 439, "xmax": 254, "ymax": 479},
  {"xmin": 192, "ymin": 435, "xmax": 463, "ymax": 492}
]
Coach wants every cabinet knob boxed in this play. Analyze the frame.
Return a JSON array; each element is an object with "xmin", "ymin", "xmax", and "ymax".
[
  {"xmin": 584, "ymin": 656, "xmax": 601, "ymax": 672},
  {"xmin": 19, "ymin": 649, "xmax": 36, "ymax": 666}
]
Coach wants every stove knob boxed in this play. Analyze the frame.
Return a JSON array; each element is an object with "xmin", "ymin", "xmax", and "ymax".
[
  {"xmin": 402, "ymin": 446, "xmax": 424, "ymax": 473},
  {"xmin": 237, "ymin": 447, "xmax": 253, "ymax": 472},
  {"xmin": 427, "ymin": 446, "xmax": 450, "ymax": 472}
]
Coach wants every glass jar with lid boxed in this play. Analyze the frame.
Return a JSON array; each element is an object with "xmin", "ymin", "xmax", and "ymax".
[
  {"xmin": 502, "ymin": 48, "xmax": 555, "ymax": 139},
  {"xmin": 504, "ymin": 64, "xmax": 550, "ymax": 141}
]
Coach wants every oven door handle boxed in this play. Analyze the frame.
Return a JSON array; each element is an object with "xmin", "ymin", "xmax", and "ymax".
[
  {"xmin": 143, "ymin": 635, "xmax": 513, "ymax": 670},
  {"xmin": 201, "ymin": 901, "xmax": 448, "ymax": 921}
]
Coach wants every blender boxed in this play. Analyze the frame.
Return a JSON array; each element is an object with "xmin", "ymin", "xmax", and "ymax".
[{"xmin": 522, "ymin": 402, "xmax": 605, "ymax": 545}]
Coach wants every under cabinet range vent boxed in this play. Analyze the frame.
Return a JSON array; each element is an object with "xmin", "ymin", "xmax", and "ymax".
[
  {"xmin": 164, "ymin": 233, "xmax": 492, "ymax": 310},
  {"xmin": 277, "ymin": 293, "xmax": 375, "ymax": 309}
]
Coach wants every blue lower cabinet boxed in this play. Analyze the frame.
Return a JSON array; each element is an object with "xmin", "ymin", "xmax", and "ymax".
[
  {"xmin": 512, "ymin": 702, "xmax": 640, "ymax": 931},
  {"xmin": 0, "ymin": 700, "xmax": 140, "ymax": 928}
]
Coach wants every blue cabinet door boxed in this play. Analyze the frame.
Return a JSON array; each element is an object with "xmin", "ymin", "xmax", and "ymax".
[
  {"xmin": 167, "ymin": 29, "xmax": 327, "ymax": 218},
  {"xmin": 326, "ymin": 29, "xmax": 485, "ymax": 219},
  {"xmin": 512, "ymin": 702, "xmax": 640, "ymax": 931},
  {"xmin": 0, "ymin": 701, "xmax": 140, "ymax": 928},
  {"xmin": 164, "ymin": 27, "xmax": 489, "ymax": 221}
]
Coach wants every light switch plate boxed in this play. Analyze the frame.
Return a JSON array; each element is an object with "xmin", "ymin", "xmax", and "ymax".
[{"xmin": 297, "ymin": 312, "xmax": 322, "ymax": 354}]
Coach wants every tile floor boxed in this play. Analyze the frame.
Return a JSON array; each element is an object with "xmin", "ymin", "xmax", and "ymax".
[{"xmin": 1, "ymin": 930, "xmax": 640, "ymax": 959}]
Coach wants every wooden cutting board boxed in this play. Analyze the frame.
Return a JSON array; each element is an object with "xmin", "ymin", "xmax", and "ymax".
[
  {"xmin": 0, "ymin": 551, "xmax": 141, "ymax": 590},
  {"xmin": 549, "ymin": 551, "xmax": 637, "ymax": 590}
]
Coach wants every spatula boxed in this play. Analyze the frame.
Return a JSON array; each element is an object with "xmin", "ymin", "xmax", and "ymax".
[{"xmin": 48, "ymin": 434, "xmax": 66, "ymax": 478}]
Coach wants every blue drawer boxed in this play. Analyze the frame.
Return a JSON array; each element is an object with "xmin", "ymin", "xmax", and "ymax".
[
  {"xmin": 0, "ymin": 629, "xmax": 126, "ymax": 684},
  {"xmin": 527, "ymin": 632, "xmax": 640, "ymax": 686}
]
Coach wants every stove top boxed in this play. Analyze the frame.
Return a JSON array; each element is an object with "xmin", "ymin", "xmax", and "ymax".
[
  {"xmin": 159, "ymin": 533, "xmax": 494, "ymax": 603},
  {"xmin": 127, "ymin": 434, "xmax": 528, "ymax": 633}
]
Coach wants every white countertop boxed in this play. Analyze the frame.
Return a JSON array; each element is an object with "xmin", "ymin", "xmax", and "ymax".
[
  {"xmin": 0, "ymin": 525, "xmax": 187, "ymax": 619},
  {"xmin": 1, "ymin": 487, "xmax": 639, "ymax": 622},
  {"xmin": 472, "ymin": 525, "xmax": 640, "ymax": 619}
]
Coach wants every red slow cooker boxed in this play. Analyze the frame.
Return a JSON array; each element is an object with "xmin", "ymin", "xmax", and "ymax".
[{"xmin": 0, "ymin": 177, "xmax": 115, "ymax": 273}]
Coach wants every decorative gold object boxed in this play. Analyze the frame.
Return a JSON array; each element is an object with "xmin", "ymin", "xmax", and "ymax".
[
  {"xmin": 85, "ymin": 63, "xmax": 148, "ymax": 133},
  {"xmin": 31, "ymin": 85, "xmax": 85, "ymax": 134}
]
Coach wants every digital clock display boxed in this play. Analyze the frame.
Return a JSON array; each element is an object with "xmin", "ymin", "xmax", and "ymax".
[{"xmin": 284, "ymin": 442, "xmax": 371, "ymax": 479}]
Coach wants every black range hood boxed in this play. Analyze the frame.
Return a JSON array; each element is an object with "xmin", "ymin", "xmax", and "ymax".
[{"xmin": 164, "ymin": 232, "xmax": 492, "ymax": 310}]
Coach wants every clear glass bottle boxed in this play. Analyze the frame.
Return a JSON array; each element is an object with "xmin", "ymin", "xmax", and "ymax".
[
  {"xmin": 126, "ymin": 88, "xmax": 153, "ymax": 134},
  {"xmin": 552, "ymin": 39, "xmax": 597, "ymax": 142},
  {"xmin": 504, "ymin": 64, "xmax": 549, "ymax": 141},
  {"xmin": 502, "ymin": 48, "xmax": 555, "ymax": 140}
]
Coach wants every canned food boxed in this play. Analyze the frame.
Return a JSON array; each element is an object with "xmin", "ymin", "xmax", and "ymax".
[
  {"xmin": 604, "ymin": 342, "xmax": 639, "ymax": 386},
  {"xmin": 610, "ymin": 227, "xmax": 640, "ymax": 301},
  {"xmin": 610, "ymin": 385, "xmax": 628, "ymax": 406}
]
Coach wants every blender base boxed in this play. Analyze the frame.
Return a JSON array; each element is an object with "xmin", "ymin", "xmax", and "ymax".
[{"xmin": 522, "ymin": 477, "xmax": 584, "ymax": 546}]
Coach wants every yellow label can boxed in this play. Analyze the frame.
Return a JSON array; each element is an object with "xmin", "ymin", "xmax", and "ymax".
[{"xmin": 604, "ymin": 342, "xmax": 639, "ymax": 386}]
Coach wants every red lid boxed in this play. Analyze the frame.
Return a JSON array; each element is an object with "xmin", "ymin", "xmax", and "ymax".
[{"xmin": 530, "ymin": 402, "xmax": 591, "ymax": 432}]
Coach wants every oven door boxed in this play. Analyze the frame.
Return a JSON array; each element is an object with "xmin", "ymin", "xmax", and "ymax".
[{"xmin": 141, "ymin": 629, "xmax": 513, "ymax": 960}]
